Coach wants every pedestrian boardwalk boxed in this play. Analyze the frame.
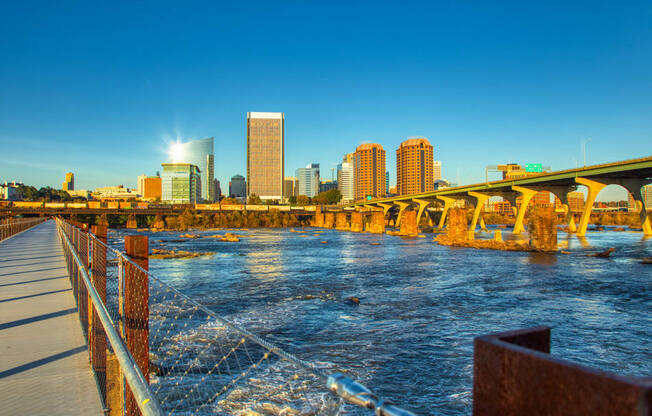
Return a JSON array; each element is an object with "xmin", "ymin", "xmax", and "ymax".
[{"xmin": 0, "ymin": 220, "xmax": 104, "ymax": 415}]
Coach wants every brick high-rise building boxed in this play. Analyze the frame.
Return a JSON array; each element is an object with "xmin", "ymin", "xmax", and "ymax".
[
  {"xmin": 246, "ymin": 112, "xmax": 284, "ymax": 201},
  {"xmin": 354, "ymin": 143, "xmax": 386, "ymax": 201},
  {"xmin": 396, "ymin": 137, "xmax": 433, "ymax": 195}
]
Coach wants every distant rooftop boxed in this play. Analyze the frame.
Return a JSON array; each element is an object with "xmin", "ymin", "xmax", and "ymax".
[
  {"xmin": 247, "ymin": 112, "xmax": 284, "ymax": 119},
  {"xmin": 356, "ymin": 143, "xmax": 384, "ymax": 151},
  {"xmin": 400, "ymin": 137, "xmax": 431, "ymax": 147}
]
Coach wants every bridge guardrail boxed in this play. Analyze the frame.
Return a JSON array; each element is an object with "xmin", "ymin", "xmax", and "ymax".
[
  {"xmin": 58, "ymin": 218, "xmax": 418, "ymax": 415},
  {"xmin": 0, "ymin": 217, "xmax": 46, "ymax": 241},
  {"xmin": 57, "ymin": 218, "xmax": 165, "ymax": 416}
]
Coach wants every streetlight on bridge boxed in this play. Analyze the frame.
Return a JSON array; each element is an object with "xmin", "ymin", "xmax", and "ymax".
[{"xmin": 582, "ymin": 137, "xmax": 592, "ymax": 167}]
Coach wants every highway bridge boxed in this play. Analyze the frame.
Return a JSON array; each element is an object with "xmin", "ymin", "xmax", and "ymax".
[{"xmin": 352, "ymin": 155, "xmax": 652, "ymax": 236}]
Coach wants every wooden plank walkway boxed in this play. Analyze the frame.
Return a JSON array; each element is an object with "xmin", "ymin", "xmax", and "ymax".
[{"xmin": 0, "ymin": 220, "xmax": 104, "ymax": 415}]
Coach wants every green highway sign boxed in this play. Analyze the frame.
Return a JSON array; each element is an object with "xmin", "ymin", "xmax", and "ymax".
[{"xmin": 525, "ymin": 163, "xmax": 543, "ymax": 173}]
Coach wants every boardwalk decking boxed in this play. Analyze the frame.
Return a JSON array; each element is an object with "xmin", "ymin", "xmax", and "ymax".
[{"xmin": 0, "ymin": 220, "xmax": 104, "ymax": 415}]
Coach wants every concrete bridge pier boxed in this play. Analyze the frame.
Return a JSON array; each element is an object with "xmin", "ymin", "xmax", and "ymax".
[
  {"xmin": 575, "ymin": 178, "xmax": 608, "ymax": 237},
  {"xmin": 413, "ymin": 198, "xmax": 431, "ymax": 228},
  {"xmin": 435, "ymin": 195, "xmax": 456, "ymax": 230},
  {"xmin": 394, "ymin": 201, "xmax": 410, "ymax": 228},
  {"xmin": 542, "ymin": 185, "xmax": 579, "ymax": 233},
  {"xmin": 509, "ymin": 185, "xmax": 578, "ymax": 234},
  {"xmin": 575, "ymin": 177, "xmax": 652, "ymax": 236},
  {"xmin": 126, "ymin": 215, "xmax": 137, "ymax": 229},
  {"xmin": 512, "ymin": 186, "xmax": 539, "ymax": 235},
  {"xmin": 604, "ymin": 178, "xmax": 652, "ymax": 236},
  {"xmin": 467, "ymin": 192, "xmax": 490, "ymax": 236},
  {"xmin": 376, "ymin": 203, "xmax": 393, "ymax": 226}
]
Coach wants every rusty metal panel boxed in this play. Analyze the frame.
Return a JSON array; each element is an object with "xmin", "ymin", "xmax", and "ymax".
[{"xmin": 473, "ymin": 326, "xmax": 652, "ymax": 416}]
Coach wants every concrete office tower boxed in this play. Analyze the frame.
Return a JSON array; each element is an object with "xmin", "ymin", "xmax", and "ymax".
[
  {"xmin": 396, "ymin": 137, "xmax": 433, "ymax": 195},
  {"xmin": 284, "ymin": 177, "xmax": 298, "ymax": 198},
  {"xmin": 62, "ymin": 172, "xmax": 74, "ymax": 191},
  {"xmin": 229, "ymin": 174, "xmax": 246, "ymax": 199},
  {"xmin": 433, "ymin": 161, "xmax": 442, "ymax": 181},
  {"xmin": 160, "ymin": 163, "xmax": 201, "ymax": 203},
  {"xmin": 171, "ymin": 137, "xmax": 215, "ymax": 202},
  {"xmin": 296, "ymin": 163, "xmax": 320, "ymax": 198},
  {"xmin": 354, "ymin": 143, "xmax": 386, "ymax": 201},
  {"xmin": 246, "ymin": 112, "xmax": 284, "ymax": 200},
  {"xmin": 337, "ymin": 160, "xmax": 354, "ymax": 203}
]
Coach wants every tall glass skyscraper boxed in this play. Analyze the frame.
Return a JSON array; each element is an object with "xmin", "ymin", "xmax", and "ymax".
[{"xmin": 171, "ymin": 137, "xmax": 215, "ymax": 202}]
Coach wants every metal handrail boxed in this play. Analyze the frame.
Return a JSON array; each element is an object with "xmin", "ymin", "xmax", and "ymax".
[
  {"xmin": 86, "ymin": 228, "xmax": 418, "ymax": 416},
  {"xmin": 56, "ymin": 219, "xmax": 165, "ymax": 416},
  {"xmin": 0, "ymin": 218, "xmax": 46, "ymax": 241}
]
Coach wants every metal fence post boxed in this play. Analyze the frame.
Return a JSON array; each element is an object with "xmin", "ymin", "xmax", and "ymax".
[
  {"xmin": 108, "ymin": 255, "xmax": 127, "ymax": 416},
  {"xmin": 79, "ymin": 225, "xmax": 89, "ymax": 340},
  {"xmin": 124, "ymin": 235, "xmax": 149, "ymax": 416},
  {"xmin": 91, "ymin": 225, "xmax": 108, "ymax": 401}
]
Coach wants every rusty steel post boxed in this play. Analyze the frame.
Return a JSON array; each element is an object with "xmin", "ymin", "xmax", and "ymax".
[{"xmin": 124, "ymin": 235, "xmax": 149, "ymax": 416}]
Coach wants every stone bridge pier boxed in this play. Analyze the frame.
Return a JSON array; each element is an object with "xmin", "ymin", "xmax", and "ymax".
[
  {"xmin": 335, "ymin": 212, "xmax": 349, "ymax": 230},
  {"xmin": 350, "ymin": 211, "xmax": 364, "ymax": 232},
  {"xmin": 365, "ymin": 211, "xmax": 386, "ymax": 234}
]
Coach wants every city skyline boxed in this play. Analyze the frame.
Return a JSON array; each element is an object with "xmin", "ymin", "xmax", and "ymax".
[{"xmin": 3, "ymin": 2, "xmax": 652, "ymax": 201}]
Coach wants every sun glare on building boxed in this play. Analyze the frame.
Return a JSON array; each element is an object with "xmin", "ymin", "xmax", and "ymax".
[{"xmin": 169, "ymin": 141, "xmax": 185, "ymax": 163}]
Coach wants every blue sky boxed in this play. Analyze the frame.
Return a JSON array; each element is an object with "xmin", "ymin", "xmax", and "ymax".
[{"xmin": 1, "ymin": 1, "xmax": 651, "ymax": 200}]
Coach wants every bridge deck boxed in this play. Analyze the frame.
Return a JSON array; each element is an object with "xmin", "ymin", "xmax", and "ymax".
[{"xmin": 0, "ymin": 220, "xmax": 104, "ymax": 415}]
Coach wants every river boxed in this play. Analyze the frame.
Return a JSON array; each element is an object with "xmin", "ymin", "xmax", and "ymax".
[{"xmin": 110, "ymin": 226, "xmax": 651, "ymax": 415}]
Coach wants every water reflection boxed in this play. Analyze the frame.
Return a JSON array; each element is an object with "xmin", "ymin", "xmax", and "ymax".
[
  {"xmin": 528, "ymin": 252, "xmax": 558, "ymax": 265},
  {"xmin": 243, "ymin": 231, "xmax": 283, "ymax": 281}
]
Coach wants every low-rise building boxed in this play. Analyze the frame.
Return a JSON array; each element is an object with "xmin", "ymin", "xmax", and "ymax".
[
  {"xmin": 161, "ymin": 163, "xmax": 201, "ymax": 203},
  {"xmin": 67, "ymin": 190, "xmax": 91, "ymax": 199},
  {"xmin": 0, "ymin": 182, "xmax": 20, "ymax": 201},
  {"xmin": 568, "ymin": 191, "xmax": 585, "ymax": 213},
  {"xmin": 138, "ymin": 175, "xmax": 162, "ymax": 200},
  {"xmin": 93, "ymin": 185, "xmax": 139, "ymax": 200}
]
